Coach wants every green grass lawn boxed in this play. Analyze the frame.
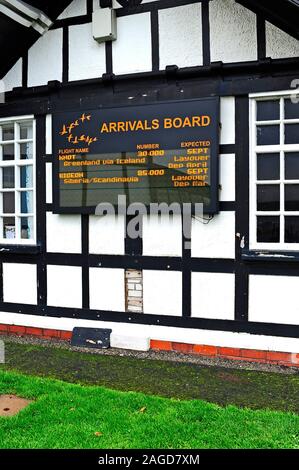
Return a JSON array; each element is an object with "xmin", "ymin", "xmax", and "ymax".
[{"xmin": 0, "ymin": 370, "xmax": 298, "ymax": 449}]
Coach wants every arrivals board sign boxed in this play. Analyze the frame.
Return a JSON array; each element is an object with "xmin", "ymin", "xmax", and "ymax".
[{"xmin": 52, "ymin": 98, "xmax": 219, "ymax": 213}]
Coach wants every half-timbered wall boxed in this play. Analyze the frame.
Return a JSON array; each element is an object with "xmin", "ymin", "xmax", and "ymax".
[{"xmin": 0, "ymin": 0, "xmax": 299, "ymax": 353}]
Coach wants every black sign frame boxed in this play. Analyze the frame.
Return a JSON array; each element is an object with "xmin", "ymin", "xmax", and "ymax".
[{"xmin": 52, "ymin": 97, "xmax": 220, "ymax": 214}]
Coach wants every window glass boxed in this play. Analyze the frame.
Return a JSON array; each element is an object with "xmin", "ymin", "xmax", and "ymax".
[
  {"xmin": 285, "ymin": 152, "xmax": 299, "ymax": 180},
  {"xmin": 257, "ymin": 153, "xmax": 280, "ymax": 180},
  {"xmin": 257, "ymin": 100, "xmax": 280, "ymax": 121},
  {"xmin": 2, "ymin": 167, "xmax": 14, "ymax": 188},
  {"xmin": 285, "ymin": 124, "xmax": 299, "ymax": 145},
  {"xmin": 257, "ymin": 125, "xmax": 280, "ymax": 146},
  {"xmin": 257, "ymin": 216, "xmax": 280, "ymax": 243},
  {"xmin": 284, "ymin": 98, "xmax": 299, "ymax": 119},
  {"xmin": 285, "ymin": 216, "xmax": 299, "ymax": 243},
  {"xmin": 1, "ymin": 125, "xmax": 14, "ymax": 141},
  {"xmin": 257, "ymin": 185, "xmax": 280, "ymax": 211},
  {"xmin": 2, "ymin": 144, "xmax": 14, "ymax": 161},
  {"xmin": 285, "ymin": 185, "xmax": 299, "ymax": 211}
]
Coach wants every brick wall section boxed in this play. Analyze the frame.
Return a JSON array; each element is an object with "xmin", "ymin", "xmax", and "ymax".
[
  {"xmin": 150, "ymin": 340, "xmax": 299, "ymax": 368},
  {"xmin": 0, "ymin": 323, "xmax": 72, "ymax": 341},
  {"xmin": 125, "ymin": 269, "xmax": 143, "ymax": 313}
]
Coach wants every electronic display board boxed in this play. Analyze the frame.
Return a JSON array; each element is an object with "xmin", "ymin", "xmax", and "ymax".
[{"xmin": 52, "ymin": 98, "xmax": 219, "ymax": 213}]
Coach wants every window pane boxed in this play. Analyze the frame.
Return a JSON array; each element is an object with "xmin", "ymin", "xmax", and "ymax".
[
  {"xmin": 3, "ymin": 192, "xmax": 15, "ymax": 213},
  {"xmin": 20, "ymin": 166, "xmax": 33, "ymax": 188},
  {"xmin": 285, "ymin": 124, "xmax": 299, "ymax": 145},
  {"xmin": 20, "ymin": 142, "xmax": 33, "ymax": 160},
  {"xmin": 20, "ymin": 191, "xmax": 33, "ymax": 213},
  {"xmin": 3, "ymin": 217, "xmax": 15, "ymax": 239},
  {"xmin": 257, "ymin": 100, "xmax": 280, "ymax": 121},
  {"xmin": 21, "ymin": 216, "xmax": 33, "ymax": 240},
  {"xmin": 285, "ymin": 152, "xmax": 299, "ymax": 180},
  {"xmin": 285, "ymin": 216, "xmax": 299, "ymax": 243},
  {"xmin": 285, "ymin": 98, "xmax": 299, "ymax": 120},
  {"xmin": 2, "ymin": 144, "xmax": 14, "ymax": 161},
  {"xmin": 2, "ymin": 167, "xmax": 14, "ymax": 188},
  {"xmin": 257, "ymin": 185, "xmax": 280, "ymax": 211},
  {"xmin": 257, "ymin": 125, "xmax": 280, "ymax": 146},
  {"xmin": 257, "ymin": 153, "xmax": 280, "ymax": 180},
  {"xmin": 19, "ymin": 122, "xmax": 33, "ymax": 140},
  {"xmin": 1, "ymin": 125, "xmax": 14, "ymax": 141},
  {"xmin": 285, "ymin": 185, "xmax": 299, "ymax": 211},
  {"xmin": 257, "ymin": 216, "xmax": 280, "ymax": 243}
]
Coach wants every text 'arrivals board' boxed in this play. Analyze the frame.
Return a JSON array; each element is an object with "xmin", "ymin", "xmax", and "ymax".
[{"xmin": 53, "ymin": 98, "xmax": 219, "ymax": 213}]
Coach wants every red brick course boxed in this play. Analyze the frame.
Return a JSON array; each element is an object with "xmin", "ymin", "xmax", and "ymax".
[
  {"xmin": 150, "ymin": 339, "xmax": 299, "ymax": 368},
  {"xmin": 0, "ymin": 323, "xmax": 72, "ymax": 342}
]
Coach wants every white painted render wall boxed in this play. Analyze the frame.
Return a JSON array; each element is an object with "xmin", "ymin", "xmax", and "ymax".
[
  {"xmin": 219, "ymin": 154, "xmax": 235, "ymax": 202},
  {"xmin": 28, "ymin": 29, "xmax": 63, "ymax": 87},
  {"xmin": 192, "ymin": 272, "xmax": 235, "ymax": 320},
  {"xmin": 89, "ymin": 215, "xmax": 125, "ymax": 255},
  {"xmin": 69, "ymin": 23, "xmax": 106, "ymax": 81},
  {"xmin": 266, "ymin": 22, "xmax": 299, "ymax": 59},
  {"xmin": 45, "ymin": 163, "xmax": 53, "ymax": 204},
  {"xmin": 210, "ymin": 0, "xmax": 257, "ymax": 63},
  {"xmin": 0, "ymin": 310, "xmax": 298, "ymax": 354},
  {"xmin": 3, "ymin": 263, "xmax": 37, "ymax": 305},
  {"xmin": 191, "ymin": 212, "xmax": 235, "ymax": 259},
  {"xmin": 220, "ymin": 97, "xmax": 235, "ymax": 145},
  {"xmin": 89, "ymin": 267, "xmax": 125, "ymax": 311},
  {"xmin": 47, "ymin": 265, "xmax": 82, "ymax": 308},
  {"xmin": 249, "ymin": 275, "xmax": 299, "ymax": 325},
  {"xmin": 58, "ymin": 0, "xmax": 87, "ymax": 20},
  {"xmin": 2, "ymin": 58, "xmax": 22, "ymax": 92},
  {"xmin": 159, "ymin": 3, "xmax": 203, "ymax": 69},
  {"xmin": 46, "ymin": 212, "xmax": 82, "ymax": 254},
  {"xmin": 112, "ymin": 13, "xmax": 152, "ymax": 75},
  {"xmin": 143, "ymin": 270, "xmax": 182, "ymax": 316},
  {"xmin": 142, "ymin": 215, "xmax": 182, "ymax": 257}
]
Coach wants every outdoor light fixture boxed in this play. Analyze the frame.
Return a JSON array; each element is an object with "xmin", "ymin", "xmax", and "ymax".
[{"xmin": 92, "ymin": 7, "xmax": 117, "ymax": 43}]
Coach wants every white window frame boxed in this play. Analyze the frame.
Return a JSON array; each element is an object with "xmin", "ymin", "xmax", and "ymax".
[
  {"xmin": 0, "ymin": 115, "xmax": 36, "ymax": 245},
  {"xmin": 249, "ymin": 90, "xmax": 299, "ymax": 250}
]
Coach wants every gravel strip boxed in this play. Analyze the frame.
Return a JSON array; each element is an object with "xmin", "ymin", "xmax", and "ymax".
[{"xmin": 0, "ymin": 333, "xmax": 297, "ymax": 375}]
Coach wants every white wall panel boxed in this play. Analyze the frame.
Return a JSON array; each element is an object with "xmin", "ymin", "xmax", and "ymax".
[
  {"xmin": 192, "ymin": 272, "xmax": 235, "ymax": 320},
  {"xmin": 143, "ymin": 270, "xmax": 182, "ymax": 316},
  {"xmin": 89, "ymin": 215, "xmax": 125, "ymax": 254},
  {"xmin": 192, "ymin": 211, "xmax": 235, "ymax": 259},
  {"xmin": 46, "ymin": 163, "xmax": 53, "ymax": 204},
  {"xmin": 89, "ymin": 268, "xmax": 125, "ymax": 311},
  {"xmin": 58, "ymin": 0, "xmax": 87, "ymax": 19},
  {"xmin": 46, "ymin": 212, "xmax": 81, "ymax": 253},
  {"xmin": 142, "ymin": 215, "xmax": 182, "ymax": 257},
  {"xmin": 210, "ymin": 0, "xmax": 257, "ymax": 63},
  {"xmin": 28, "ymin": 29, "xmax": 63, "ymax": 87},
  {"xmin": 112, "ymin": 0, "xmax": 156, "ymax": 6},
  {"xmin": 266, "ymin": 22, "xmax": 299, "ymax": 59},
  {"xmin": 249, "ymin": 275, "xmax": 299, "ymax": 325},
  {"xmin": 220, "ymin": 96, "xmax": 235, "ymax": 145},
  {"xmin": 47, "ymin": 265, "xmax": 82, "ymax": 308},
  {"xmin": 159, "ymin": 3, "xmax": 203, "ymax": 69},
  {"xmin": 2, "ymin": 58, "xmax": 22, "ymax": 92},
  {"xmin": 219, "ymin": 154, "xmax": 235, "ymax": 201},
  {"xmin": 113, "ymin": 13, "xmax": 152, "ymax": 75},
  {"xmin": 46, "ymin": 114, "xmax": 52, "ymax": 155},
  {"xmin": 3, "ymin": 263, "xmax": 37, "ymax": 305},
  {"xmin": 69, "ymin": 23, "xmax": 106, "ymax": 81}
]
